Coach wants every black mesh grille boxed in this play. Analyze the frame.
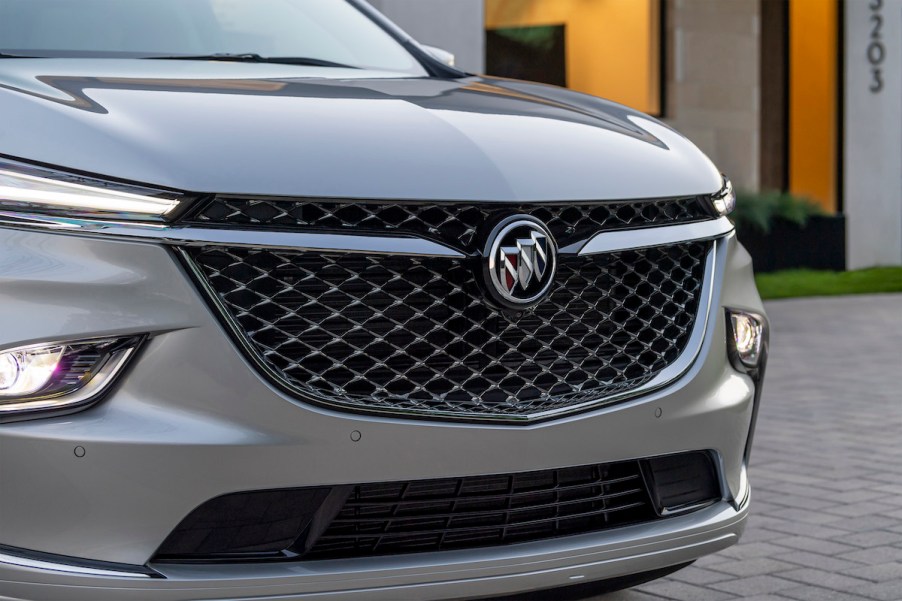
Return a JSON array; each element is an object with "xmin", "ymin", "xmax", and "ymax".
[
  {"xmin": 186, "ymin": 241, "xmax": 709, "ymax": 420},
  {"xmin": 307, "ymin": 460, "xmax": 654, "ymax": 559},
  {"xmin": 187, "ymin": 197, "xmax": 712, "ymax": 252}
]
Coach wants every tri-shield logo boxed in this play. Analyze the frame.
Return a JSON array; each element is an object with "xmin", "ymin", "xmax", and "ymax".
[
  {"xmin": 499, "ymin": 231, "xmax": 550, "ymax": 295},
  {"xmin": 483, "ymin": 216, "xmax": 557, "ymax": 309}
]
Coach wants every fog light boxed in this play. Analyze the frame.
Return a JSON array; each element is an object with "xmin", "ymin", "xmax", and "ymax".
[
  {"xmin": 0, "ymin": 336, "xmax": 143, "ymax": 417},
  {"xmin": 726, "ymin": 310, "xmax": 765, "ymax": 370},
  {"xmin": 0, "ymin": 353, "xmax": 20, "ymax": 390},
  {"xmin": 0, "ymin": 347, "xmax": 63, "ymax": 397}
]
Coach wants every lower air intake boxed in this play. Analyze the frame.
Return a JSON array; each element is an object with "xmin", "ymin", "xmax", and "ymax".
[{"xmin": 153, "ymin": 452, "xmax": 721, "ymax": 563}]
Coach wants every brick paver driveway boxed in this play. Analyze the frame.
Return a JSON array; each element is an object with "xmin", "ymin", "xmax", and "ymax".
[{"xmin": 602, "ymin": 293, "xmax": 902, "ymax": 601}]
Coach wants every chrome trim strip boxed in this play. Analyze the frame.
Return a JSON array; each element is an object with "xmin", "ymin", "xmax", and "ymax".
[
  {"xmin": 178, "ymin": 236, "xmax": 724, "ymax": 424},
  {"xmin": 0, "ymin": 551, "xmax": 155, "ymax": 579},
  {"xmin": 564, "ymin": 217, "xmax": 734, "ymax": 256},
  {"xmin": 0, "ymin": 210, "xmax": 727, "ymax": 259},
  {"xmin": 0, "ymin": 212, "xmax": 466, "ymax": 258}
]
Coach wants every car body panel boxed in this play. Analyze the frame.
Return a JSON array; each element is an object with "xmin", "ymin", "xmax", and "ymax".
[{"xmin": 0, "ymin": 59, "xmax": 722, "ymax": 201}]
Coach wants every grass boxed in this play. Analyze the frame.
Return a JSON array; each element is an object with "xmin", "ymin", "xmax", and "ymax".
[{"xmin": 756, "ymin": 267, "xmax": 902, "ymax": 300}]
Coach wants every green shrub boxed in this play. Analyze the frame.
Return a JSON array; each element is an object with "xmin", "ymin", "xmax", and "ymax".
[{"xmin": 731, "ymin": 190, "xmax": 825, "ymax": 233}]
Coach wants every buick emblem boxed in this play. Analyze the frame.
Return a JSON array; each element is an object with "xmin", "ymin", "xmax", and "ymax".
[{"xmin": 482, "ymin": 216, "xmax": 557, "ymax": 309}]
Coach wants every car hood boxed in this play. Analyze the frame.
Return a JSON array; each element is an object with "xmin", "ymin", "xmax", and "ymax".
[{"xmin": 0, "ymin": 60, "xmax": 722, "ymax": 201}]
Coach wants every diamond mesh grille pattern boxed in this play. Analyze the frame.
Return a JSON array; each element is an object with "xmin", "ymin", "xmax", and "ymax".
[
  {"xmin": 306, "ymin": 460, "xmax": 654, "ymax": 559},
  {"xmin": 188, "ymin": 197, "xmax": 712, "ymax": 251},
  {"xmin": 187, "ymin": 241, "xmax": 708, "ymax": 419}
]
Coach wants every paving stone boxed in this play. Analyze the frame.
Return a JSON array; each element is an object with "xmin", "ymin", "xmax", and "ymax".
[
  {"xmin": 841, "ymin": 547, "xmax": 902, "ymax": 566},
  {"xmin": 707, "ymin": 557, "xmax": 792, "ymax": 578},
  {"xmin": 829, "ymin": 490, "xmax": 894, "ymax": 504},
  {"xmin": 772, "ymin": 551, "xmax": 862, "ymax": 573},
  {"xmin": 778, "ymin": 569, "xmax": 875, "ymax": 594},
  {"xmin": 708, "ymin": 575, "xmax": 799, "ymax": 596},
  {"xmin": 718, "ymin": 542, "xmax": 790, "ymax": 560},
  {"xmin": 595, "ymin": 589, "xmax": 670, "ymax": 601},
  {"xmin": 635, "ymin": 580, "xmax": 737, "ymax": 601},
  {"xmin": 733, "ymin": 596, "xmax": 802, "ymax": 601},
  {"xmin": 780, "ymin": 586, "xmax": 880, "ymax": 601},
  {"xmin": 741, "ymin": 527, "xmax": 788, "ymax": 543},
  {"xmin": 839, "ymin": 531, "xmax": 902, "ymax": 549},
  {"xmin": 855, "ymin": 581, "xmax": 902, "ymax": 601},
  {"xmin": 670, "ymin": 566, "xmax": 735, "ymax": 585},
  {"xmin": 841, "ymin": 563, "xmax": 902, "ymax": 584},
  {"xmin": 694, "ymin": 554, "xmax": 733, "ymax": 569},
  {"xmin": 759, "ymin": 520, "xmax": 852, "ymax": 540},
  {"xmin": 768, "ymin": 507, "xmax": 847, "ymax": 525},
  {"xmin": 825, "ymin": 503, "xmax": 901, "ymax": 519},
  {"xmin": 776, "ymin": 536, "xmax": 859, "ymax": 556},
  {"xmin": 835, "ymin": 517, "xmax": 902, "ymax": 533}
]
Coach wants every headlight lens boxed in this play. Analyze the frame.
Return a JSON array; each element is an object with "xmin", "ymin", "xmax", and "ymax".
[
  {"xmin": 726, "ymin": 310, "xmax": 765, "ymax": 370},
  {"xmin": 711, "ymin": 176, "xmax": 736, "ymax": 216},
  {"xmin": 0, "ymin": 347, "xmax": 63, "ymax": 397},
  {"xmin": 0, "ymin": 160, "xmax": 181, "ymax": 220},
  {"xmin": 0, "ymin": 336, "xmax": 143, "ymax": 416}
]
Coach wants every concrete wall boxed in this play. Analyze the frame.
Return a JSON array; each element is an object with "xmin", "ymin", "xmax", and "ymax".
[
  {"xmin": 663, "ymin": 0, "xmax": 761, "ymax": 192},
  {"xmin": 367, "ymin": 0, "xmax": 485, "ymax": 73},
  {"xmin": 844, "ymin": 0, "xmax": 902, "ymax": 268}
]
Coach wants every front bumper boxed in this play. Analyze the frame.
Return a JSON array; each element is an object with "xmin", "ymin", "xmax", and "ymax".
[
  {"xmin": 0, "ymin": 225, "xmax": 765, "ymax": 600},
  {"xmin": 0, "ymin": 500, "xmax": 746, "ymax": 601}
]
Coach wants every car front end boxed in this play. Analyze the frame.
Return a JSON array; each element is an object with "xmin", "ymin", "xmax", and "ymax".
[{"xmin": 0, "ymin": 2, "xmax": 767, "ymax": 600}]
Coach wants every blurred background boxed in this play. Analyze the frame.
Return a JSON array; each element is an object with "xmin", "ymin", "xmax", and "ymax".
[{"xmin": 369, "ymin": 0, "xmax": 902, "ymax": 298}]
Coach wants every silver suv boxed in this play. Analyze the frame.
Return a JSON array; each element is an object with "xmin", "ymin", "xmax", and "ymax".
[{"xmin": 0, "ymin": 2, "xmax": 768, "ymax": 600}]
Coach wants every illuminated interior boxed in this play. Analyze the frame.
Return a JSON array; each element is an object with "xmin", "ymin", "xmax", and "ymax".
[
  {"xmin": 485, "ymin": 0, "xmax": 662, "ymax": 116},
  {"xmin": 789, "ymin": 0, "xmax": 838, "ymax": 213}
]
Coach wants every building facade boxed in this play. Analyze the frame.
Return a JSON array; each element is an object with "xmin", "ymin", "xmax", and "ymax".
[{"xmin": 370, "ymin": 0, "xmax": 902, "ymax": 270}]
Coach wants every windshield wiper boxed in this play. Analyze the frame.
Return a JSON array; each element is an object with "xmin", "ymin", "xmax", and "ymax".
[
  {"xmin": 0, "ymin": 52, "xmax": 40, "ymax": 58},
  {"xmin": 147, "ymin": 53, "xmax": 358, "ymax": 68}
]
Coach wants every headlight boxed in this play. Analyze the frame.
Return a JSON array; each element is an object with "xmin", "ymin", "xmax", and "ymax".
[
  {"xmin": 725, "ymin": 309, "xmax": 766, "ymax": 371},
  {"xmin": 710, "ymin": 175, "xmax": 736, "ymax": 216},
  {"xmin": 0, "ymin": 160, "xmax": 182, "ymax": 220},
  {"xmin": 0, "ymin": 336, "xmax": 143, "ymax": 417}
]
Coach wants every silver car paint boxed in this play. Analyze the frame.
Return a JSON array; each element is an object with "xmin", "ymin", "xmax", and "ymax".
[{"xmin": 0, "ymin": 59, "xmax": 722, "ymax": 201}]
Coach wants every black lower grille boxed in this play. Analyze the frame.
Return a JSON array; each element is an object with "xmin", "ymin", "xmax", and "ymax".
[
  {"xmin": 152, "ymin": 452, "xmax": 722, "ymax": 563},
  {"xmin": 186, "ymin": 241, "xmax": 710, "ymax": 421},
  {"xmin": 306, "ymin": 460, "xmax": 654, "ymax": 560}
]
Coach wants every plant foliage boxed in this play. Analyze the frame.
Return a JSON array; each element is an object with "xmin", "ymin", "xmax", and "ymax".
[{"xmin": 731, "ymin": 190, "xmax": 825, "ymax": 233}]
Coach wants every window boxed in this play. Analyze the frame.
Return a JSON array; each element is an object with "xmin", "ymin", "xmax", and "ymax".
[{"xmin": 485, "ymin": 0, "xmax": 663, "ymax": 116}]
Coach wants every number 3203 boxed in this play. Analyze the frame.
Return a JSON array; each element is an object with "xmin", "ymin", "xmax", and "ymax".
[{"xmin": 869, "ymin": 0, "xmax": 884, "ymax": 93}]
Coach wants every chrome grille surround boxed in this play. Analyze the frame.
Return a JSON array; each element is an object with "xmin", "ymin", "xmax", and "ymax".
[{"xmin": 179, "ymin": 207, "xmax": 724, "ymax": 422}]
